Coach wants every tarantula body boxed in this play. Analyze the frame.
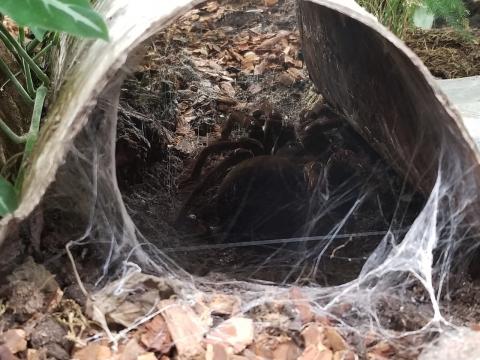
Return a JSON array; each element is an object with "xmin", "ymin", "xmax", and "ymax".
[
  {"xmin": 175, "ymin": 102, "xmax": 366, "ymax": 243},
  {"xmin": 216, "ymin": 155, "xmax": 309, "ymax": 241}
]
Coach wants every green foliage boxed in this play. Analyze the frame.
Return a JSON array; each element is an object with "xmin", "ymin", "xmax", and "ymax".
[
  {"xmin": 0, "ymin": 0, "xmax": 108, "ymax": 40},
  {"xmin": 357, "ymin": 0, "xmax": 418, "ymax": 36},
  {"xmin": 0, "ymin": 1, "xmax": 109, "ymax": 217},
  {"xmin": 423, "ymin": 0, "xmax": 468, "ymax": 28},
  {"xmin": 0, "ymin": 176, "xmax": 18, "ymax": 216},
  {"xmin": 357, "ymin": 0, "xmax": 468, "ymax": 38}
]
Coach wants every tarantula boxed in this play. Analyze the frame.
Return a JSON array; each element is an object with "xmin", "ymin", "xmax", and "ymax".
[{"xmin": 174, "ymin": 101, "xmax": 369, "ymax": 243}]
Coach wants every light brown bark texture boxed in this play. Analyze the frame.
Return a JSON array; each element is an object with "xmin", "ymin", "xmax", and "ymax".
[{"xmin": 0, "ymin": 0, "xmax": 478, "ymax": 269}]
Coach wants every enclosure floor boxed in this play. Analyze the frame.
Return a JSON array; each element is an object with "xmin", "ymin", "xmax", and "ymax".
[{"xmin": 3, "ymin": 1, "xmax": 479, "ymax": 359}]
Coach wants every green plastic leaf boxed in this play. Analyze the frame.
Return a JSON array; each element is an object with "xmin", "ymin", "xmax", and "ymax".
[
  {"xmin": 423, "ymin": 0, "xmax": 468, "ymax": 28},
  {"xmin": 0, "ymin": 176, "xmax": 18, "ymax": 216},
  {"xmin": 0, "ymin": 0, "xmax": 109, "ymax": 40}
]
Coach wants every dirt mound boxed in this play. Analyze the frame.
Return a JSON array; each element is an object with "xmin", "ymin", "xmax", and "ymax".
[{"xmin": 405, "ymin": 28, "xmax": 480, "ymax": 79}]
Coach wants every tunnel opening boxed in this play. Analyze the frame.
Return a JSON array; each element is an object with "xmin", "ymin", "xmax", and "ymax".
[{"xmin": 115, "ymin": 0, "xmax": 425, "ymax": 286}]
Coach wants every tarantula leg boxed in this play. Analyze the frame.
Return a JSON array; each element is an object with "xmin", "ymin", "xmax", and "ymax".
[
  {"xmin": 263, "ymin": 111, "xmax": 283, "ymax": 154},
  {"xmin": 180, "ymin": 137, "xmax": 264, "ymax": 188},
  {"xmin": 301, "ymin": 101, "xmax": 343, "ymax": 131},
  {"xmin": 221, "ymin": 111, "xmax": 246, "ymax": 140},
  {"xmin": 296, "ymin": 102, "xmax": 345, "ymax": 157},
  {"xmin": 299, "ymin": 121, "xmax": 331, "ymax": 156},
  {"xmin": 272, "ymin": 125, "xmax": 296, "ymax": 154},
  {"xmin": 221, "ymin": 110, "xmax": 265, "ymax": 143},
  {"xmin": 175, "ymin": 149, "xmax": 254, "ymax": 226}
]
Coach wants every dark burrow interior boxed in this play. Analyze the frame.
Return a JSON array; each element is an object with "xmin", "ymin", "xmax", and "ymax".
[{"xmin": 114, "ymin": 0, "xmax": 427, "ymax": 286}]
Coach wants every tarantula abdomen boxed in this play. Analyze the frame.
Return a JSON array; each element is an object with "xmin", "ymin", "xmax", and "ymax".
[{"xmin": 215, "ymin": 155, "xmax": 309, "ymax": 242}]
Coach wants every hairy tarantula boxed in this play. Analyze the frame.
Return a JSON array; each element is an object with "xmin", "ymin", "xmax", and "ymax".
[{"xmin": 174, "ymin": 100, "xmax": 371, "ymax": 243}]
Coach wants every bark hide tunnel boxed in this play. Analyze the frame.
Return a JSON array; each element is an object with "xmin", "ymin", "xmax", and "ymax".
[
  {"xmin": 0, "ymin": 0, "xmax": 479, "ymax": 274},
  {"xmin": 298, "ymin": 0, "xmax": 480, "ymax": 274},
  {"xmin": 299, "ymin": 0, "xmax": 480, "ymax": 195}
]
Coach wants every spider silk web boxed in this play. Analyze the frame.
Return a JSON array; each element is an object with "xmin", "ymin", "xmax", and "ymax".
[{"xmin": 35, "ymin": 0, "xmax": 480, "ymax": 357}]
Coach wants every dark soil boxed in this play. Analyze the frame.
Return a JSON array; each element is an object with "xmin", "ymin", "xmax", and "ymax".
[
  {"xmin": 403, "ymin": 0, "xmax": 480, "ymax": 79},
  {"xmin": 405, "ymin": 28, "xmax": 480, "ymax": 79}
]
